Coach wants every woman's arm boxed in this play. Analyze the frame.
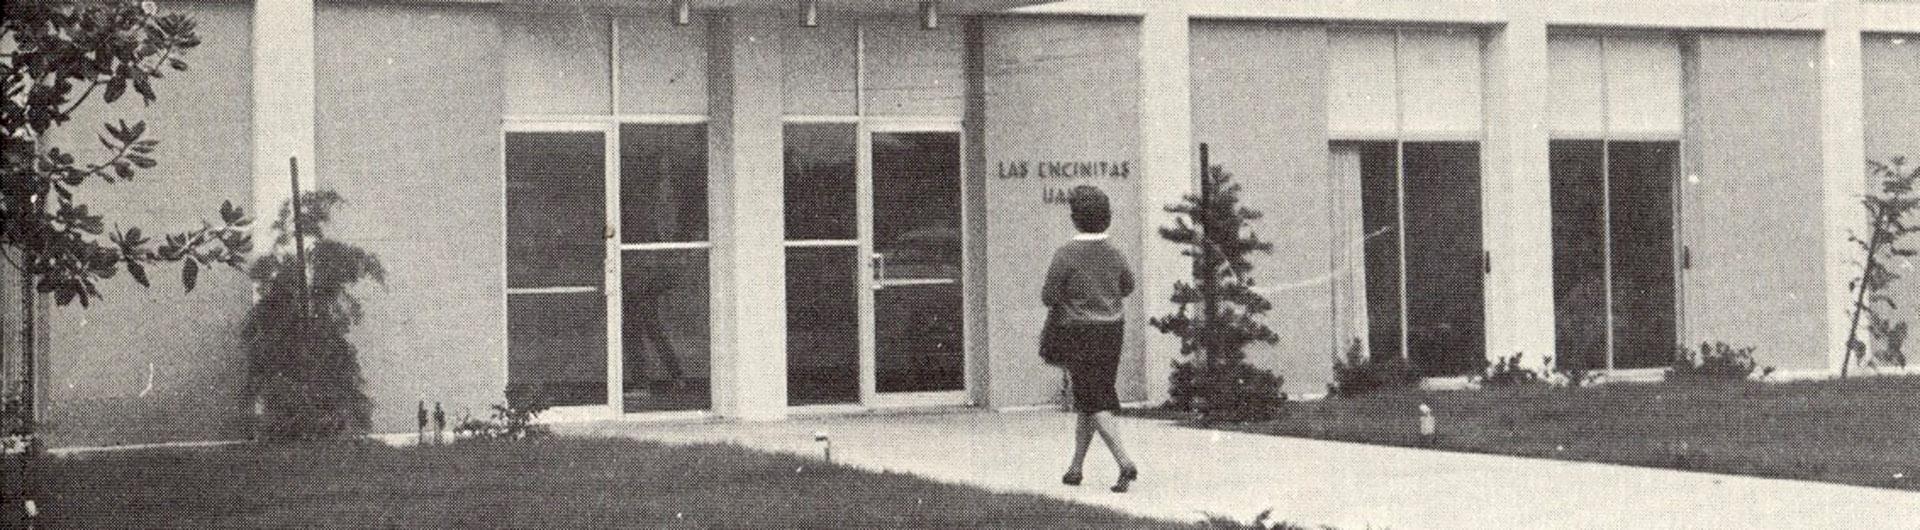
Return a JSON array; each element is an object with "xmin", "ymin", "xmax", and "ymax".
[{"xmin": 1041, "ymin": 249, "xmax": 1070, "ymax": 308}]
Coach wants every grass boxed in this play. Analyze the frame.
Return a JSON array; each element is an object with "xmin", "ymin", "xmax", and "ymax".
[
  {"xmin": 20, "ymin": 437, "xmax": 1209, "ymax": 528},
  {"xmin": 1137, "ymin": 375, "xmax": 1920, "ymax": 491}
]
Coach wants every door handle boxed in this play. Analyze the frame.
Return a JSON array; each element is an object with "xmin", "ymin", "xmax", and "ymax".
[
  {"xmin": 1483, "ymin": 250, "xmax": 1491, "ymax": 275},
  {"xmin": 1683, "ymin": 246, "xmax": 1692, "ymax": 270},
  {"xmin": 871, "ymin": 252, "xmax": 887, "ymax": 291}
]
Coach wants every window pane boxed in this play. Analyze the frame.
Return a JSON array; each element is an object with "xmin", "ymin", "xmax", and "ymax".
[
  {"xmin": 1551, "ymin": 140, "xmax": 1608, "ymax": 370},
  {"xmin": 1548, "ymin": 35, "xmax": 1606, "ymax": 137},
  {"xmin": 506, "ymin": 131, "xmax": 605, "ymax": 289},
  {"xmin": 623, "ymin": 249, "xmax": 710, "ymax": 412},
  {"xmin": 617, "ymin": 16, "xmax": 707, "ymax": 115},
  {"xmin": 509, "ymin": 293, "xmax": 607, "ymax": 407},
  {"xmin": 504, "ymin": 13, "xmax": 610, "ymax": 115},
  {"xmin": 1328, "ymin": 29, "xmax": 1398, "ymax": 138},
  {"xmin": 621, "ymin": 123, "xmax": 708, "ymax": 243},
  {"xmin": 784, "ymin": 123, "xmax": 858, "ymax": 240},
  {"xmin": 873, "ymin": 132, "xmax": 961, "ymax": 280},
  {"xmin": 864, "ymin": 19, "xmax": 965, "ymax": 117},
  {"xmin": 1402, "ymin": 142, "xmax": 1483, "ymax": 376},
  {"xmin": 1608, "ymin": 141, "xmax": 1679, "ymax": 369},
  {"xmin": 1349, "ymin": 141, "xmax": 1403, "ymax": 361},
  {"xmin": 1399, "ymin": 29, "xmax": 1483, "ymax": 136},
  {"xmin": 784, "ymin": 21, "xmax": 858, "ymax": 116},
  {"xmin": 787, "ymin": 247, "xmax": 860, "ymax": 405}
]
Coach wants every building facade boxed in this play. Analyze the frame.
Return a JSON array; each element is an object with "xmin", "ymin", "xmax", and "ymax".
[{"xmin": 8, "ymin": 0, "xmax": 1920, "ymax": 448}]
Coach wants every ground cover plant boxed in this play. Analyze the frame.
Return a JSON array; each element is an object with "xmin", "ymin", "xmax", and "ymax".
[
  {"xmin": 22, "ymin": 437, "xmax": 1224, "ymax": 528},
  {"xmin": 1136, "ymin": 376, "xmax": 1920, "ymax": 491}
]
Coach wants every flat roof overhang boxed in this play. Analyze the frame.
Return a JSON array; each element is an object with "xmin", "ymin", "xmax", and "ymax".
[{"xmin": 498, "ymin": 0, "xmax": 1060, "ymax": 15}]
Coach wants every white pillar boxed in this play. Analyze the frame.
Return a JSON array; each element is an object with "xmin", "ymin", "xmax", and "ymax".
[
  {"xmin": 1137, "ymin": 2, "xmax": 1192, "ymax": 403},
  {"xmin": 708, "ymin": 9, "xmax": 788, "ymax": 420},
  {"xmin": 1822, "ymin": 0, "xmax": 1867, "ymax": 374},
  {"xmin": 1480, "ymin": 9, "xmax": 1557, "ymax": 367},
  {"xmin": 250, "ymin": 0, "xmax": 316, "ymax": 227}
]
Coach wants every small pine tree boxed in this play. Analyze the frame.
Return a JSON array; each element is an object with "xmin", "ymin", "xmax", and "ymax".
[
  {"xmin": 1149, "ymin": 160, "xmax": 1285, "ymax": 422},
  {"xmin": 242, "ymin": 190, "xmax": 384, "ymax": 441}
]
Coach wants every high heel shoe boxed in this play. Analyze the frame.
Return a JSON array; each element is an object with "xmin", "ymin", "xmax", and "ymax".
[
  {"xmin": 1110, "ymin": 467, "xmax": 1138, "ymax": 493},
  {"xmin": 1061, "ymin": 471, "xmax": 1083, "ymax": 486}
]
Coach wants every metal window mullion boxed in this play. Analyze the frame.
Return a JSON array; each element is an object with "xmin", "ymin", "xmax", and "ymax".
[
  {"xmin": 1599, "ymin": 36, "xmax": 1617, "ymax": 371},
  {"xmin": 1393, "ymin": 29, "xmax": 1411, "ymax": 361},
  {"xmin": 604, "ymin": 122, "xmax": 624, "ymax": 411},
  {"xmin": 609, "ymin": 16, "xmax": 621, "ymax": 115}
]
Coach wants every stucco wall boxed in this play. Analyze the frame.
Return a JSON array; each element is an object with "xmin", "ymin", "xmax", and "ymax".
[
  {"xmin": 1189, "ymin": 21, "xmax": 1332, "ymax": 395},
  {"xmin": 981, "ymin": 16, "xmax": 1143, "ymax": 408},
  {"xmin": 43, "ymin": 2, "xmax": 255, "ymax": 447},
  {"xmin": 1683, "ymin": 33, "xmax": 1825, "ymax": 370},
  {"xmin": 315, "ymin": 2, "xmax": 506, "ymax": 433}
]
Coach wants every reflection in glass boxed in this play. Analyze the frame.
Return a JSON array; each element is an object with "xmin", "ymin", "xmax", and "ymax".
[
  {"xmin": 506, "ymin": 132, "xmax": 604, "ymax": 289},
  {"xmin": 784, "ymin": 123, "xmax": 858, "ymax": 240},
  {"xmin": 787, "ymin": 247, "xmax": 860, "ymax": 404},
  {"xmin": 1607, "ymin": 141, "xmax": 1678, "ymax": 369},
  {"xmin": 872, "ymin": 132, "xmax": 964, "ymax": 393},
  {"xmin": 621, "ymin": 123, "xmax": 708, "ymax": 243},
  {"xmin": 1402, "ymin": 142, "xmax": 1484, "ymax": 376},
  {"xmin": 1551, "ymin": 140, "xmax": 1608, "ymax": 370},
  {"xmin": 623, "ymin": 250, "xmax": 710, "ymax": 412},
  {"xmin": 508, "ymin": 294, "xmax": 607, "ymax": 407}
]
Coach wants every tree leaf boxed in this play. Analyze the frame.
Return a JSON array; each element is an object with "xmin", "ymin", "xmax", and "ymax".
[
  {"xmin": 127, "ymin": 260, "xmax": 150, "ymax": 287},
  {"xmin": 182, "ymin": 258, "xmax": 199, "ymax": 292}
]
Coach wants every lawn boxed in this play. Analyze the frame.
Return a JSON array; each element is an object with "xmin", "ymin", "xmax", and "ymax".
[
  {"xmin": 19, "ymin": 437, "xmax": 1207, "ymax": 528},
  {"xmin": 1144, "ymin": 375, "xmax": 1920, "ymax": 491}
]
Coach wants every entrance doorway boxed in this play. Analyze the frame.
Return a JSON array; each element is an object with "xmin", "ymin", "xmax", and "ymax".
[
  {"xmin": 503, "ymin": 120, "xmax": 714, "ymax": 419},
  {"xmin": 1550, "ymin": 140, "xmax": 1680, "ymax": 370},
  {"xmin": 785, "ymin": 121, "xmax": 970, "ymax": 408}
]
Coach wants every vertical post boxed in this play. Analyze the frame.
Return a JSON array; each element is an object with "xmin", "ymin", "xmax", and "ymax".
[
  {"xmin": 289, "ymin": 158, "xmax": 311, "ymax": 319},
  {"xmin": 1137, "ymin": 3, "xmax": 1193, "ymax": 403},
  {"xmin": 1480, "ymin": 6, "xmax": 1556, "ymax": 369},
  {"xmin": 1197, "ymin": 142, "xmax": 1214, "ymax": 369}
]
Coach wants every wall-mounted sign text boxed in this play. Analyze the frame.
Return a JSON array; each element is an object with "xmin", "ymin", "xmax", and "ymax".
[
  {"xmin": 995, "ymin": 160, "xmax": 1131, "ymax": 180},
  {"xmin": 996, "ymin": 160, "xmax": 1133, "ymax": 205}
]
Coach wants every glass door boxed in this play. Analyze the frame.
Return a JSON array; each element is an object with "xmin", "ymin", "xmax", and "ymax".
[
  {"xmin": 864, "ymin": 126, "xmax": 967, "ymax": 405},
  {"xmin": 504, "ymin": 125, "xmax": 615, "ymax": 417}
]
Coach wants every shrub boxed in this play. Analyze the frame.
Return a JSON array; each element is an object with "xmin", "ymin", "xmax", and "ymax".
[
  {"xmin": 1169, "ymin": 361, "xmax": 1287, "ymax": 423},
  {"xmin": 1329, "ymin": 338, "xmax": 1420, "ymax": 398},
  {"xmin": 1149, "ymin": 160, "xmax": 1287, "ymax": 423},
  {"xmin": 1198, "ymin": 510, "xmax": 1325, "ymax": 530},
  {"xmin": 242, "ymin": 191, "xmax": 384, "ymax": 441},
  {"xmin": 1478, "ymin": 352, "xmax": 1549, "ymax": 389},
  {"xmin": 1668, "ymin": 341, "xmax": 1760, "ymax": 383},
  {"xmin": 453, "ymin": 388, "xmax": 553, "ymax": 443}
]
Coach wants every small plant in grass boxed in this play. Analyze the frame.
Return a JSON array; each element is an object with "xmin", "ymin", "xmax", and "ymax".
[
  {"xmin": 1843, "ymin": 157, "xmax": 1920, "ymax": 376},
  {"xmin": 1667, "ymin": 341, "xmax": 1762, "ymax": 383},
  {"xmin": 1329, "ymin": 338, "xmax": 1419, "ymax": 398},
  {"xmin": 1198, "ymin": 510, "xmax": 1329, "ymax": 530},
  {"xmin": 453, "ymin": 386, "xmax": 553, "ymax": 443},
  {"xmin": 1477, "ymin": 352, "xmax": 1550, "ymax": 389},
  {"xmin": 1149, "ymin": 158, "xmax": 1286, "ymax": 423},
  {"xmin": 242, "ymin": 190, "xmax": 384, "ymax": 441}
]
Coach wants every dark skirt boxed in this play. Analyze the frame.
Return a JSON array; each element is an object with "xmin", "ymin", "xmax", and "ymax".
[{"xmin": 1044, "ymin": 320, "xmax": 1124, "ymax": 413}]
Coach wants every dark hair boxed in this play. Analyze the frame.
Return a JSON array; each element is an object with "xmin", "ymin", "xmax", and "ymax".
[{"xmin": 1068, "ymin": 185, "xmax": 1111, "ymax": 234}]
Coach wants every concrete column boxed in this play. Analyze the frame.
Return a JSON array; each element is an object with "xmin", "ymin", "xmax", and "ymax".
[
  {"xmin": 1480, "ymin": 10, "xmax": 1557, "ymax": 367},
  {"xmin": 1137, "ymin": 2, "xmax": 1192, "ymax": 403},
  {"xmin": 1822, "ymin": 0, "xmax": 1866, "ymax": 374},
  {"xmin": 251, "ymin": 0, "xmax": 316, "ymax": 226},
  {"xmin": 708, "ymin": 9, "xmax": 788, "ymax": 420}
]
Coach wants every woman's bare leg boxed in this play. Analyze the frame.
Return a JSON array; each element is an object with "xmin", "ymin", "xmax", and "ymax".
[
  {"xmin": 1067, "ymin": 412, "xmax": 1096, "ymax": 475},
  {"xmin": 1089, "ymin": 411, "xmax": 1135, "ymax": 470}
]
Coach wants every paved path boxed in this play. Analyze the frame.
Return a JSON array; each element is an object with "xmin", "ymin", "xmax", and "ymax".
[{"xmin": 569, "ymin": 410, "xmax": 1920, "ymax": 529}]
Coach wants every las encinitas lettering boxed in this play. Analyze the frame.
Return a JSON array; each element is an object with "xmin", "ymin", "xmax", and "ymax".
[{"xmin": 996, "ymin": 160, "xmax": 1131, "ymax": 180}]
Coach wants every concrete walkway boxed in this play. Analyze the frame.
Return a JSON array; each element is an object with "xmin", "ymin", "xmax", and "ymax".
[{"xmin": 569, "ymin": 410, "xmax": 1920, "ymax": 529}]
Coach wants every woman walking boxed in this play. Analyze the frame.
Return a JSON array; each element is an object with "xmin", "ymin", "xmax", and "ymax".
[{"xmin": 1041, "ymin": 185, "xmax": 1139, "ymax": 493}]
